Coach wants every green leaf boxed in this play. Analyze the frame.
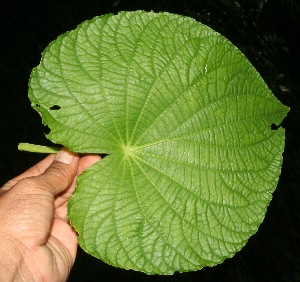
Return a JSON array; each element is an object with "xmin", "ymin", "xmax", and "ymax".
[{"xmin": 28, "ymin": 11, "xmax": 289, "ymax": 274}]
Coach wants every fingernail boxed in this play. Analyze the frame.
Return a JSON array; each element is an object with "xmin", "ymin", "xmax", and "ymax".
[{"xmin": 55, "ymin": 148, "xmax": 76, "ymax": 164}]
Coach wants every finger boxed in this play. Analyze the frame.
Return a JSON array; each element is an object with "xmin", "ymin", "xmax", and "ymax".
[
  {"xmin": 49, "ymin": 216, "xmax": 78, "ymax": 263},
  {"xmin": 36, "ymin": 148, "xmax": 79, "ymax": 196},
  {"xmin": 53, "ymin": 154, "xmax": 101, "ymax": 208},
  {"xmin": 21, "ymin": 154, "xmax": 56, "ymax": 176},
  {"xmin": 1, "ymin": 154, "xmax": 56, "ymax": 192},
  {"xmin": 77, "ymin": 154, "xmax": 101, "ymax": 175}
]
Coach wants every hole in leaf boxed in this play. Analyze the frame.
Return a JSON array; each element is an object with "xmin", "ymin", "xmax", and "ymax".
[
  {"xmin": 35, "ymin": 104, "xmax": 40, "ymax": 107},
  {"xmin": 271, "ymin": 123, "xmax": 280, "ymax": 130},
  {"xmin": 50, "ymin": 105, "xmax": 61, "ymax": 110},
  {"xmin": 44, "ymin": 125, "xmax": 51, "ymax": 135}
]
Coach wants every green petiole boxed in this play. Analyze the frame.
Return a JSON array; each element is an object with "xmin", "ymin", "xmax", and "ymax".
[{"xmin": 18, "ymin": 143, "xmax": 61, "ymax": 153}]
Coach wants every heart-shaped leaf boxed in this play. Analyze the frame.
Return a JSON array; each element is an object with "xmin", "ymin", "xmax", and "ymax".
[{"xmin": 29, "ymin": 11, "xmax": 289, "ymax": 274}]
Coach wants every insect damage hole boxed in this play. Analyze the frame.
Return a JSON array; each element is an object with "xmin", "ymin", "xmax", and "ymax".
[
  {"xmin": 50, "ymin": 105, "xmax": 61, "ymax": 110},
  {"xmin": 271, "ymin": 123, "xmax": 280, "ymax": 130}
]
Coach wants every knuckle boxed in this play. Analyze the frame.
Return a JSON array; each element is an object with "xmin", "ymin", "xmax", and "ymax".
[{"xmin": 14, "ymin": 176, "xmax": 52, "ymax": 196}]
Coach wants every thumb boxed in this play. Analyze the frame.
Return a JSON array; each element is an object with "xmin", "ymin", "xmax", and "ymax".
[{"xmin": 37, "ymin": 148, "xmax": 79, "ymax": 196}]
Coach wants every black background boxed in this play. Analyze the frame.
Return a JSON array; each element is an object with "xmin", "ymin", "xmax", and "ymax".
[{"xmin": 0, "ymin": 0, "xmax": 299, "ymax": 281}]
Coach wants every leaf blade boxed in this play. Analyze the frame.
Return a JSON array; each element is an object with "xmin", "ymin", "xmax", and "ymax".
[{"xmin": 29, "ymin": 11, "xmax": 289, "ymax": 274}]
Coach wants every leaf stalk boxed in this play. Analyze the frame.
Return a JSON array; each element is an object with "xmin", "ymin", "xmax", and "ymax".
[{"xmin": 18, "ymin": 143, "xmax": 60, "ymax": 153}]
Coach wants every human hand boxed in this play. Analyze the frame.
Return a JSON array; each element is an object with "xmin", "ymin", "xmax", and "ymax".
[{"xmin": 0, "ymin": 148, "xmax": 100, "ymax": 282}]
